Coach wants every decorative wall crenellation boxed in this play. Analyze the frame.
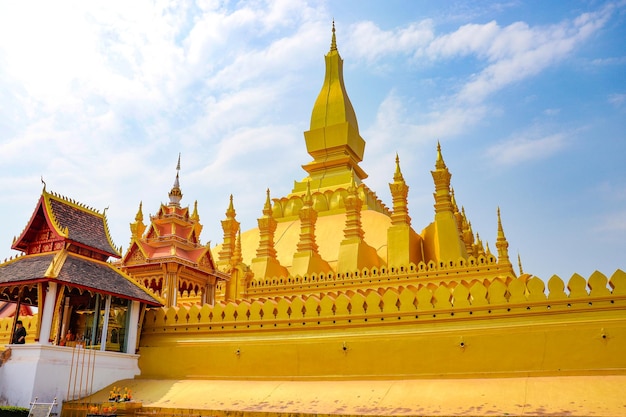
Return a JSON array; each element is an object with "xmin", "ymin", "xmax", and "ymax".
[
  {"xmin": 143, "ymin": 269, "xmax": 626, "ymax": 334},
  {"xmin": 243, "ymin": 254, "xmax": 510, "ymax": 296}
]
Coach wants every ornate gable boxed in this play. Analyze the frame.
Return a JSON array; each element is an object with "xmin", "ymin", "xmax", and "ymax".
[
  {"xmin": 13, "ymin": 188, "xmax": 121, "ymax": 260},
  {"xmin": 12, "ymin": 200, "xmax": 66, "ymax": 255},
  {"xmin": 123, "ymin": 241, "xmax": 148, "ymax": 266}
]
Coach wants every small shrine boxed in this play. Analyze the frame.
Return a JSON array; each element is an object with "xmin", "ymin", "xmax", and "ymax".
[{"xmin": 120, "ymin": 157, "xmax": 229, "ymax": 308}]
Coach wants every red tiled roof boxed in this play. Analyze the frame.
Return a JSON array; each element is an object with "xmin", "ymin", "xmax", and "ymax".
[
  {"xmin": 57, "ymin": 254, "xmax": 160, "ymax": 305},
  {"xmin": 48, "ymin": 198, "xmax": 119, "ymax": 257},
  {"xmin": 0, "ymin": 254, "xmax": 54, "ymax": 284},
  {"xmin": 0, "ymin": 253, "xmax": 160, "ymax": 306}
]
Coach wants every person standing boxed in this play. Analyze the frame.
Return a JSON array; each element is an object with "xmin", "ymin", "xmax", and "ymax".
[{"xmin": 12, "ymin": 320, "xmax": 26, "ymax": 344}]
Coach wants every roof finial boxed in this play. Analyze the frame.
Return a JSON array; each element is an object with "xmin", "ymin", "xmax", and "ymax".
[
  {"xmin": 518, "ymin": 253, "xmax": 524, "ymax": 275},
  {"xmin": 435, "ymin": 140, "xmax": 446, "ymax": 169},
  {"xmin": 169, "ymin": 153, "xmax": 183, "ymax": 206},
  {"xmin": 330, "ymin": 19, "xmax": 337, "ymax": 52},
  {"xmin": 393, "ymin": 152, "xmax": 404, "ymax": 182},
  {"xmin": 263, "ymin": 188, "xmax": 272, "ymax": 215}
]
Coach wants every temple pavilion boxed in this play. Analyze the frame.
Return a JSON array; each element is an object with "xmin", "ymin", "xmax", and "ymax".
[{"xmin": 0, "ymin": 185, "xmax": 161, "ymax": 407}]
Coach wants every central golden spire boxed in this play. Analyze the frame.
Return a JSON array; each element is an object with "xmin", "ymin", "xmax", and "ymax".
[{"xmin": 293, "ymin": 22, "xmax": 367, "ymax": 194}]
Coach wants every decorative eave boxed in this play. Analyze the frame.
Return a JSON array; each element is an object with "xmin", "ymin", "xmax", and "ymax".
[
  {"xmin": 122, "ymin": 241, "xmax": 228, "ymax": 282},
  {"xmin": 0, "ymin": 250, "xmax": 162, "ymax": 306}
]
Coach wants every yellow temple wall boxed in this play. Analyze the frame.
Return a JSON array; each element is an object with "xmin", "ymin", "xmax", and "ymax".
[
  {"xmin": 0, "ymin": 315, "xmax": 38, "ymax": 346},
  {"xmin": 138, "ymin": 270, "xmax": 626, "ymax": 380}
]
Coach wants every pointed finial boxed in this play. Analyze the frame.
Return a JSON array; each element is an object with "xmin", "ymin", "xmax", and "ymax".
[
  {"xmin": 169, "ymin": 154, "xmax": 183, "ymax": 205},
  {"xmin": 497, "ymin": 206, "xmax": 505, "ymax": 237},
  {"xmin": 518, "ymin": 253, "xmax": 524, "ymax": 274},
  {"xmin": 348, "ymin": 172, "xmax": 357, "ymax": 193},
  {"xmin": 330, "ymin": 19, "xmax": 337, "ymax": 51},
  {"xmin": 225, "ymin": 194, "xmax": 236, "ymax": 219},
  {"xmin": 232, "ymin": 229, "xmax": 243, "ymax": 266},
  {"xmin": 435, "ymin": 141, "xmax": 446, "ymax": 169},
  {"xmin": 263, "ymin": 188, "xmax": 272, "ymax": 215},
  {"xmin": 393, "ymin": 153, "xmax": 404, "ymax": 182},
  {"xmin": 41, "ymin": 176, "xmax": 47, "ymax": 191},
  {"xmin": 135, "ymin": 201, "xmax": 144, "ymax": 222},
  {"xmin": 192, "ymin": 200, "xmax": 199, "ymax": 221},
  {"xmin": 451, "ymin": 187, "xmax": 458, "ymax": 210},
  {"xmin": 304, "ymin": 181, "xmax": 313, "ymax": 207}
]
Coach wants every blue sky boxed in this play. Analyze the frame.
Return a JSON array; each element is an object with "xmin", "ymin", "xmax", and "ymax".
[{"xmin": 0, "ymin": 0, "xmax": 624, "ymax": 281}]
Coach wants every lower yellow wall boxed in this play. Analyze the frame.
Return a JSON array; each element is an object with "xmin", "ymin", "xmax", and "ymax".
[
  {"xmin": 139, "ymin": 315, "xmax": 626, "ymax": 379},
  {"xmin": 0, "ymin": 315, "xmax": 37, "ymax": 345},
  {"xmin": 138, "ymin": 272, "xmax": 626, "ymax": 380}
]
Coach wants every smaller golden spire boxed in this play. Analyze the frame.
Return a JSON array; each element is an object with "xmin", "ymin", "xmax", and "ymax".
[
  {"xmin": 232, "ymin": 230, "xmax": 243, "ymax": 267},
  {"xmin": 518, "ymin": 253, "xmax": 524, "ymax": 275},
  {"xmin": 226, "ymin": 194, "xmax": 236, "ymax": 219},
  {"xmin": 218, "ymin": 194, "xmax": 240, "ymax": 267},
  {"xmin": 330, "ymin": 19, "xmax": 337, "ymax": 51},
  {"xmin": 451, "ymin": 187, "xmax": 459, "ymax": 212},
  {"xmin": 304, "ymin": 181, "xmax": 313, "ymax": 207},
  {"xmin": 347, "ymin": 172, "xmax": 357, "ymax": 194},
  {"xmin": 168, "ymin": 153, "xmax": 183, "ymax": 206},
  {"xmin": 435, "ymin": 141, "xmax": 446, "ymax": 169},
  {"xmin": 191, "ymin": 200, "xmax": 200, "ymax": 221},
  {"xmin": 135, "ymin": 201, "xmax": 144, "ymax": 222},
  {"xmin": 389, "ymin": 153, "xmax": 411, "ymax": 227},
  {"xmin": 130, "ymin": 201, "xmax": 146, "ymax": 239},
  {"xmin": 393, "ymin": 153, "xmax": 404, "ymax": 182},
  {"xmin": 495, "ymin": 207, "xmax": 511, "ymax": 266},
  {"xmin": 263, "ymin": 188, "xmax": 272, "ymax": 216}
]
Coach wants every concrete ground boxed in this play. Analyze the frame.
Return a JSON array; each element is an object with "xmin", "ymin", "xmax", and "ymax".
[{"xmin": 80, "ymin": 375, "xmax": 626, "ymax": 416}]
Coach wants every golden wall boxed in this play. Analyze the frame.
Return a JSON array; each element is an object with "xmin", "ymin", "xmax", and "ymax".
[
  {"xmin": 138, "ymin": 270, "xmax": 626, "ymax": 379},
  {"xmin": 0, "ymin": 315, "xmax": 38, "ymax": 346}
]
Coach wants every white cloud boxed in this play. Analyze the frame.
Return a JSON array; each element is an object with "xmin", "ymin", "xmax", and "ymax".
[
  {"xmin": 486, "ymin": 131, "xmax": 568, "ymax": 166},
  {"xmin": 592, "ymin": 210, "xmax": 626, "ymax": 233},
  {"xmin": 346, "ymin": 20, "xmax": 435, "ymax": 63},
  {"xmin": 456, "ymin": 5, "xmax": 614, "ymax": 103},
  {"xmin": 426, "ymin": 21, "xmax": 500, "ymax": 59},
  {"xmin": 543, "ymin": 108, "xmax": 561, "ymax": 116},
  {"xmin": 608, "ymin": 93, "xmax": 626, "ymax": 107},
  {"xmin": 344, "ymin": 4, "xmax": 614, "ymax": 105}
]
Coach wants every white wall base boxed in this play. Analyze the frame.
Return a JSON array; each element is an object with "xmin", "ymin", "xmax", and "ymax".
[{"xmin": 0, "ymin": 344, "xmax": 140, "ymax": 408}]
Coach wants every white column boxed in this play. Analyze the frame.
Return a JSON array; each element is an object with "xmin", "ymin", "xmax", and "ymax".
[
  {"xmin": 38, "ymin": 282, "xmax": 58, "ymax": 345},
  {"xmin": 100, "ymin": 295, "xmax": 111, "ymax": 351},
  {"xmin": 125, "ymin": 301, "xmax": 141, "ymax": 354}
]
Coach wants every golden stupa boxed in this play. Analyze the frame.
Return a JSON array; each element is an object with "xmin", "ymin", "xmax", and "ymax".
[{"xmin": 130, "ymin": 25, "xmax": 625, "ymax": 416}]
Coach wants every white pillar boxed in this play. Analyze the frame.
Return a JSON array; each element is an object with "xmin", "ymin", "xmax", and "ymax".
[
  {"xmin": 125, "ymin": 301, "xmax": 141, "ymax": 354},
  {"xmin": 100, "ymin": 295, "xmax": 111, "ymax": 351},
  {"xmin": 38, "ymin": 282, "xmax": 58, "ymax": 344}
]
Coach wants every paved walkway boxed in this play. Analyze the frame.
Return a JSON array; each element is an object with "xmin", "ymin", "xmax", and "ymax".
[{"xmin": 87, "ymin": 375, "xmax": 626, "ymax": 416}]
